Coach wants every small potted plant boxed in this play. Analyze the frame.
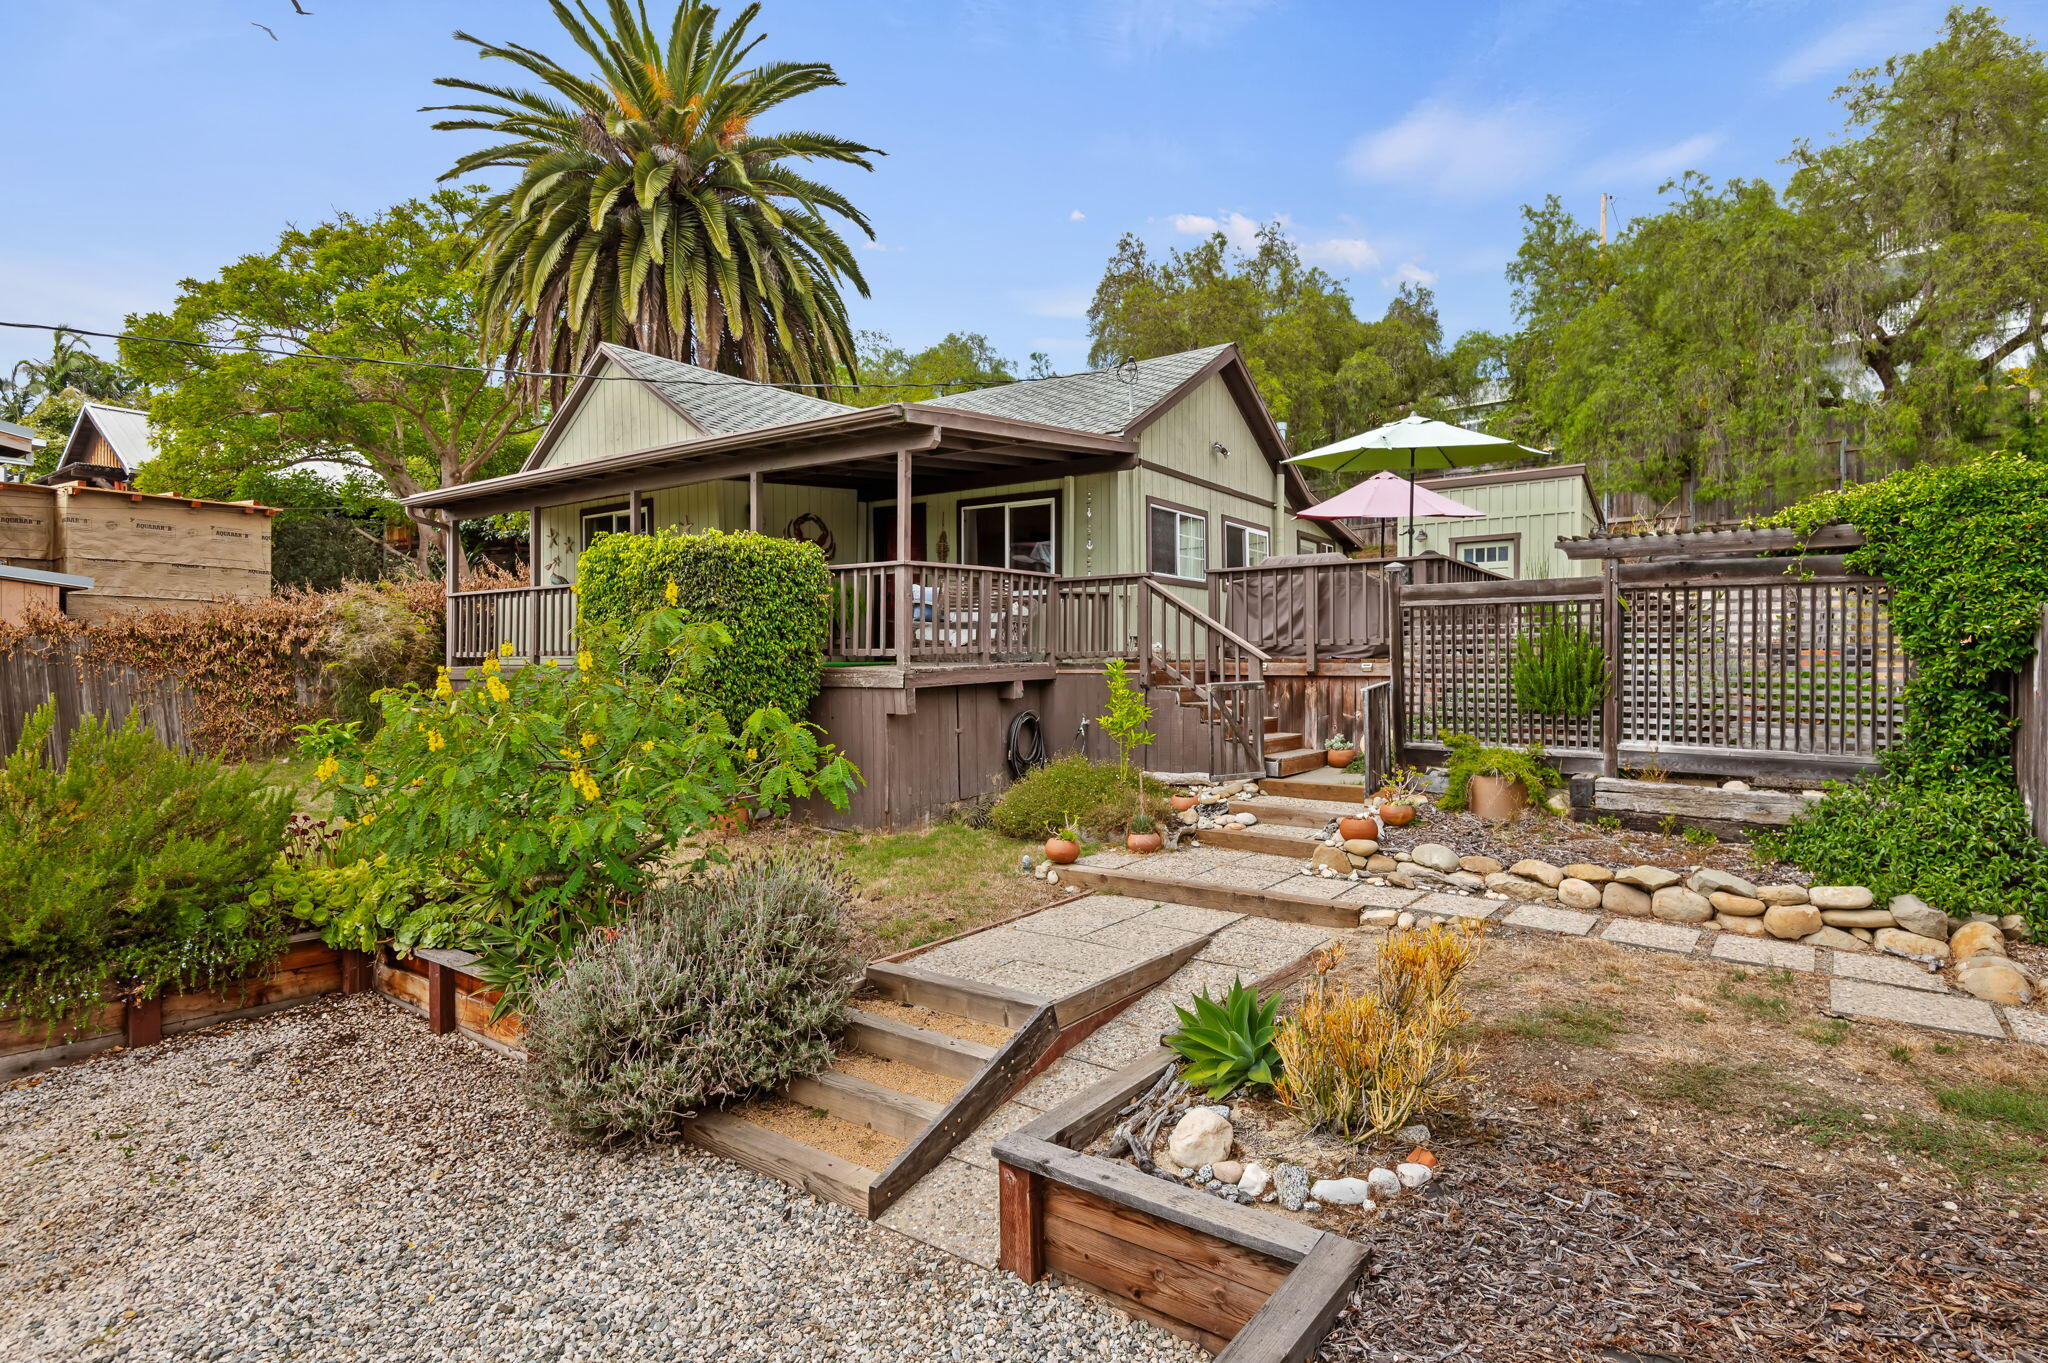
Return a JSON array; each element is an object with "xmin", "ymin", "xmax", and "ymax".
[
  {"xmin": 1044, "ymin": 821, "xmax": 1083, "ymax": 865},
  {"xmin": 1440, "ymin": 732, "xmax": 1559, "ymax": 823},
  {"xmin": 1376, "ymin": 766, "xmax": 1421, "ymax": 826},
  {"xmin": 1170, "ymin": 792, "xmax": 1198, "ymax": 813},
  {"xmin": 1337, "ymin": 808, "xmax": 1379, "ymax": 842},
  {"xmin": 1324, "ymin": 734, "xmax": 1359, "ymax": 769},
  {"xmin": 1126, "ymin": 812, "xmax": 1164, "ymax": 855}
]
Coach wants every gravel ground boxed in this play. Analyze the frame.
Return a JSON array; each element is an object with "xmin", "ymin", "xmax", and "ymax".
[{"xmin": 1, "ymin": 995, "xmax": 1201, "ymax": 1363}]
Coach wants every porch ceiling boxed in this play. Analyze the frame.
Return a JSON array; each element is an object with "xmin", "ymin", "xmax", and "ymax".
[{"xmin": 403, "ymin": 404, "xmax": 1138, "ymax": 520}]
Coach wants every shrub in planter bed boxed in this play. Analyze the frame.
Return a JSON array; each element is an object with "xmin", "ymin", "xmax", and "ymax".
[
  {"xmin": 0, "ymin": 702, "xmax": 292, "ymax": 1024},
  {"xmin": 987, "ymin": 755, "xmax": 1171, "ymax": 841},
  {"xmin": 521, "ymin": 849, "xmax": 860, "ymax": 1146}
]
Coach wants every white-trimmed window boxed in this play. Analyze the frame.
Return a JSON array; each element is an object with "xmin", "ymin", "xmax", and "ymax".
[
  {"xmin": 1147, "ymin": 503, "xmax": 1208, "ymax": 580},
  {"xmin": 1223, "ymin": 520, "xmax": 1270, "ymax": 569},
  {"xmin": 960, "ymin": 497, "xmax": 1056, "ymax": 572},
  {"xmin": 581, "ymin": 504, "xmax": 633, "ymax": 549},
  {"xmin": 1457, "ymin": 539, "xmax": 1514, "ymax": 571}
]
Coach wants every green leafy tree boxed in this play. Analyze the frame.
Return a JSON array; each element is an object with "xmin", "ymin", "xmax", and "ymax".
[
  {"xmin": 429, "ymin": 0, "xmax": 881, "ymax": 401},
  {"xmin": 1088, "ymin": 225, "xmax": 1490, "ymax": 455},
  {"xmin": 2, "ymin": 330, "xmax": 142, "ymax": 422},
  {"xmin": 838, "ymin": 331, "xmax": 1017, "ymax": 407},
  {"xmin": 1502, "ymin": 7, "xmax": 2048, "ymax": 504},
  {"xmin": 121, "ymin": 192, "xmax": 538, "ymax": 562}
]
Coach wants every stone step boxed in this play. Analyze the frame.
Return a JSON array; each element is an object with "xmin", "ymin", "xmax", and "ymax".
[
  {"xmin": 1265, "ymin": 747, "xmax": 1327, "ymax": 778},
  {"xmin": 864, "ymin": 959, "xmax": 1046, "ymax": 1029},
  {"xmin": 1053, "ymin": 864, "xmax": 1358, "ymax": 930}
]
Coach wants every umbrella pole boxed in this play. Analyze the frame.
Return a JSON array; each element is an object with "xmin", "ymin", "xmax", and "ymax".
[{"xmin": 1406, "ymin": 452, "xmax": 1417, "ymax": 558}]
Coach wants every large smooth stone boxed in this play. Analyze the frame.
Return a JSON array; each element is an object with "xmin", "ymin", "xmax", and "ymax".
[
  {"xmin": 1237, "ymin": 1162, "xmax": 1272, "ymax": 1199},
  {"xmin": 1948, "ymin": 921, "xmax": 2008, "ymax": 960},
  {"xmin": 1756, "ymin": 885, "xmax": 1810, "ymax": 906},
  {"xmin": 1618, "ymin": 865, "xmax": 1682, "ymax": 892},
  {"xmin": 1809, "ymin": 885, "xmax": 1874, "ymax": 910},
  {"xmin": 1807, "ymin": 924, "xmax": 1869, "ymax": 952},
  {"xmin": 1310, "ymin": 845, "xmax": 1352, "ymax": 876},
  {"xmin": 1709, "ymin": 891, "xmax": 1766, "ymax": 917},
  {"xmin": 1763, "ymin": 904, "xmax": 1823, "ymax": 939},
  {"xmin": 1510, "ymin": 859, "xmax": 1565, "ymax": 888},
  {"xmin": 1820, "ymin": 908, "xmax": 1896, "ymax": 929},
  {"xmin": 1558, "ymin": 878, "xmax": 1603, "ymax": 910},
  {"xmin": 1396, "ymin": 1161, "xmax": 1435, "ymax": 1188},
  {"xmin": 1496, "ymin": 877, "xmax": 1555, "ymax": 902},
  {"xmin": 1652, "ymin": 887, "xmax": 1714, "ymax": 924},
  {"xmin": 1310, "ymin": 1177, "xmax": 1376, "ymax": 1207},
  {"xmin": 1603, "ymin": 881, "xmax": 1653, "ymax": 917},
  {"xmin": 1716, "ymin": 912, "xmax": 1768, "ymax": 937},
  {"xmin": 1887, "ymin": 894, "xmax": 1950, "ymax": 942},
  {"xmin": 1166, "ymin": 1109, "xmax": 1234, "ymax": 1169},
  {"xmin": 1689, "ymin": 868, "xmax": 1757, "ymax": 899},
  {"xmin": 1410, "ymin": 843, "xmax": 1461, "ymax": 874},
  {"xmin": 1459, "ymin": 854, "xmax": 1504, "ymax": 876},
  {"xmin": 1364, "ymin": 1167, "xmax": 1402, "ymax": 1202},
  {"xmin": 1874, "ymin": 927, "xmax": 1951, "ymax": 960},
  {"xmin": 1343, "ymin": 838, "xmax": 1380, "ymax": 855},
  {"xmin": 1564, "ymin": 863, "xmax": 1614, "ymax": 883},
  {"xmin": 1954, "ymin": 958, "xmax": 2032, "ymax": 1005}
]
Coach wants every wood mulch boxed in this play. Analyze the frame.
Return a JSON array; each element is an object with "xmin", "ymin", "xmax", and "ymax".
[{"xmin": 1316, "ymin": 1114, "xmax": 2048, "ymax": 1363}]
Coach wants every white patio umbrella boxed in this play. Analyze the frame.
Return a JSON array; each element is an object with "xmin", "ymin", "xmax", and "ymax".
[{"xmin": 1285, "ymin": 413, "xmax": 1545, "ymax": 554}]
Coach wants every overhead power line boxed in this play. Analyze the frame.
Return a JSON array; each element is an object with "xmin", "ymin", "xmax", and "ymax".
[{"xmin": 0, "ymin": 320, "xmax": 1095, "ymax": 394}]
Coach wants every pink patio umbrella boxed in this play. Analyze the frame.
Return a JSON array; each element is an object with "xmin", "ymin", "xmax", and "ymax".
[{"xmin": 1296, "ymin": 469, "xmax": 1485, "ymax": 556}]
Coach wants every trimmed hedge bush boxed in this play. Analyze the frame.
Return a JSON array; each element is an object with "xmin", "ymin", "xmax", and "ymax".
[
  {"xmin": 988, "ymin": 755, "xmax": 1171, "ymax": 841},
  {"xmin": 520, "ymin": 848, "xmax": 859, "ymax": 1145},
  {"xmin": 577, "ymin": 527, "xmax": 831, "ymax": 730},
  {"xmin": 0, "ymin": 703, "xmax": 292, "ymax": 1023}
]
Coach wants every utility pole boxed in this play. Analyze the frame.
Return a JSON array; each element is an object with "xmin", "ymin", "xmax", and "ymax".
[{"xmin": 1599, "ymin": 192, "xmax": 1610, "ymax": 248}]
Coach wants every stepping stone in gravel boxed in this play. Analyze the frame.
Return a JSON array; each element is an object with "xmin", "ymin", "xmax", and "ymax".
[
  {"xmin": 1602, "ymin": 919, "xmax": 1701, "ymax": 954},
  {"xmin": 1503, "ymin": 904, "xmax": 1598, "ymax": 936},
  {"xmin": 1833, "ymin": 951, "xmax": 1948, "ymax": 992},
  {"xmin": 2008, "ymin": 1009, "xmax": 2048, "ymax": 1048},
  {"xmin": 1712, "ymin": 935, "xmax": 1816, "ymax": 972},
  {"xmin": 1617, "ymin": 865, "xmax": 1681, "ymax": 892},
  {"xmin": 1828, "ymin": 979, "xmax": 2003, "ymax": 1038}
]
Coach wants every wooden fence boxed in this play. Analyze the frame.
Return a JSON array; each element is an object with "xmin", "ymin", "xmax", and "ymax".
[
  {"xmin": 0, "ymin": 640, "xmax": 192, "ymax": 763},
  {"xmin": 1396, "ymin": 557, "xmax": 1911, "ymax": 781},
  {"xmin": 2017, "ymin": 604, "xmax": 2048, "ymax": 843}
]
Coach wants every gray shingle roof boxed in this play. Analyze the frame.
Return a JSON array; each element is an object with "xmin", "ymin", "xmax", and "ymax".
[
  {"xmin": 604, "ymin": 346, "xmax": 856, "ymax": 435},
  {"xmin": 920, "ymin": 343, "xmax": 1231, "ymax": 433}
]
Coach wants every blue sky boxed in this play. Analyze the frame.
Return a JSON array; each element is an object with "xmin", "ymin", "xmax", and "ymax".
[{"xmin": 7, "ymin": 0, "xmax": 2044, "ymax": 382}]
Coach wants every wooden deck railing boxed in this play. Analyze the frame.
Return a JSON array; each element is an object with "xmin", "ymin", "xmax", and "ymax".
[
  {"xmin": 1210, "ymin": 552, "xmax": 1499, "ymax": 664},
  {"xmin": 827, "ymin": 561, "xmax": 1056, "ymax": 666},
  {"xmin": 447, "ymin": 584, "xmax": 576, "ymax": 666}
]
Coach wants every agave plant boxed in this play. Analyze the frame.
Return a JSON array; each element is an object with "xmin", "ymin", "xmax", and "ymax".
[{"xmin": 1165, "ymin": 979, "xmax": 1283, "ymax": 1100}]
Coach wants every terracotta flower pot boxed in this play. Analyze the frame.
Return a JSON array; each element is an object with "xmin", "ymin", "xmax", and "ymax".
[
  {"xmin": 1126, "ymin": 831, "xmax": 1164, "ymax": 854},
  {"xmin": 1378, "ymin": 801, "xmax": 1417, "ymax": 827},
  {"xmin": 1170, "ymin": 795, "xmax": 1198, "ymax": 812},
  {"xmin": 1044, "ymin": 837, "xmax": 1081, "ymax": 865},
  {"xmin": 1337, "ymin": 815, "xmax": 1380, "ymax": 843},
  {"xmin": 1466, "ymin": 774, "xmax": 1529, "ymax": 822},
  {"xmin": 1326, "ymin": 748, "xmax": 1359, "ymax": 768}
]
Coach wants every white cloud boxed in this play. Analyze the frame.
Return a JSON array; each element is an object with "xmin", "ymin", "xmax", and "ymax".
[
  {"xmin": 1013, "ymin": 287, "xmax": 1093, "ymax": 320},
  {"xmin": 1384, "ymin": 262, "xmax": 1438, "ymax": 287},
  {"xmin": 1584, "ymin": 132, "xmax": 1723, "ymax": 185},
  {"xmin": 1299, "ymin": 237, "xmax": 1380, "ymax": 271},
  {"xmin": 1167, "ymin": 210, "xmax": 1266, "ymax": 251},
  {"xmin": 1069, "ymin": 209, "xmax": 1086, "ymax": 222},
  {"xmin": 1345, "ymin": 99, "xmax": 1571, "ymax": 198},
  {"xmin": 1090, "ymin": 0, "xmax": 1274, "ymax": 59},
  {"xmin": 1769, "ymin": 4, "xmax": 1934, "ymax": 89}
]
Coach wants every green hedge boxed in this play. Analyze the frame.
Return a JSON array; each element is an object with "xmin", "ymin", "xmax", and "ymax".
[{"xmin": 576, "ymin": 528, "xmax": 831, "ymax": 730}]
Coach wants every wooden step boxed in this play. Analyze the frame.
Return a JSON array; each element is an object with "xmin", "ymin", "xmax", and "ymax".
[
  {"xmin": 842, "ymin": 1010, "xmax": 998, "ymax": 1081},
  {"xmin": 786, "ymin": 1067, "xmax": 944, "ymax": 1142},
  {"xmin": 1054, "ymin": 865, "xmax": 1357, "ymax": 930},
  {"xmin": 1264, "ymin": 730, "xmax": 1304, "ymax": 751},
  {"xmin": 1265, "ymin": 747, "xmax": 1326, "ymax": 777},
  {"xmin": 1258, "ymin": 774, "xmax": 1373, "ymax": 804},
  {"xmin": 682, "ymin": 1108, "xmax": 880, "ymax": 1214},
  {"xmin": 865, "ymin": 960, "xmax": 1045, "ymax": 1029}
]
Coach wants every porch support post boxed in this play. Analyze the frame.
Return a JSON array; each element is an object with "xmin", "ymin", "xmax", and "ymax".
[
  {"xmin": 527, "ymin": 504, "xmax": 543, "ymax": 662},
  {"xmin": 1600, "ymin": 560, "xmax": 1622, "ymax": 777},
  {"xmin": 529, "ymin": 506, "xmax": 543, "ymax": 585},
  {"xmin": 894, "ymin": 449, "xmax": 913, "ymax": 669},
  {"xmin": 748, "ymin": 471, "xmax": 762, "ymax": 532},
  {"xmin": 629, "ymin": 489, "xmax": 645, "ymax": 534},
  {"xmin": 442, "ymin": 514, "xmax": 461, "ymax": 672}
]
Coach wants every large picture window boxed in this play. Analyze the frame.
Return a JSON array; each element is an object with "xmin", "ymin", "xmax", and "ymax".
[
  {"xmin": 960, "ymin": 497, "xmax": 1056, "ymax": 573},
  {"xmin": 1222, "ymin": 518, "xmax": 1270, "ymax": 569},
  {"xmin": 1147, "ymin": 502, "xmax": 1208, "ymax": 580}
]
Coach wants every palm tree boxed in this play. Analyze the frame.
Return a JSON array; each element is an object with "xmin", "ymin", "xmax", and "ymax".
[
  {"xmin": 428, "ymin": 0, "xmax": 881, "ymax": 402},
  {"xmin": 4, "ymin": 330, "xmax": 141, "ymax": 416}
]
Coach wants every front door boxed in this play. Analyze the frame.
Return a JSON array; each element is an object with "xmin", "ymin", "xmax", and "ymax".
[{"xmin": 870, "ymin": 502, "xmax": 928, "ymax": 560}]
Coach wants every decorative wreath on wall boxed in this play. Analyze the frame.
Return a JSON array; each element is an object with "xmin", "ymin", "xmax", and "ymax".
[{"xmin": 785, "ymin": 512, "xmax": 835, "ymax": 558}]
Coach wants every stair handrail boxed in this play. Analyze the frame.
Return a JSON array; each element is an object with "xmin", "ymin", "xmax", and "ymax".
[{"xmin": 1139, "ymin": 580, "xmax": 1269, "ymax": 770}]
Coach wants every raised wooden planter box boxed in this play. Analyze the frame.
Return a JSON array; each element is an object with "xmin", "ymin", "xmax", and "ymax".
[
  {"xmin": 1, "ymin": 932, "xmax": 345, "ymax": 1079},
  {"xmin": 990, "ymin": 956, "xmax": 1365, "ymax": 1360},
  {"xmin": 373, "ymin": 947, "xmax": 526, "ymax": 1055},
  {"xmin": 1568, "ymin": 774, "xmax": 1821, "ymax": 840}
]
